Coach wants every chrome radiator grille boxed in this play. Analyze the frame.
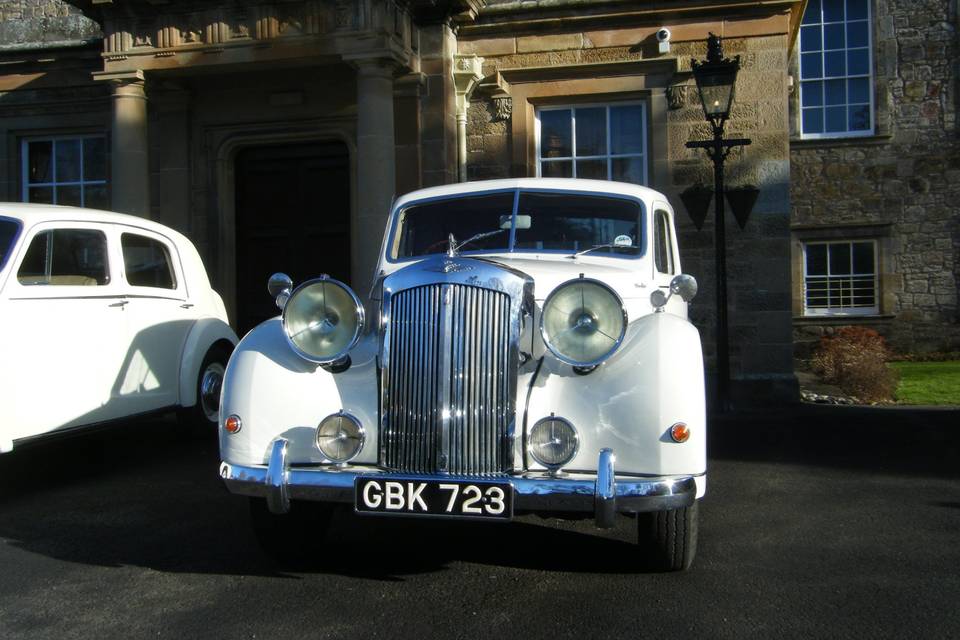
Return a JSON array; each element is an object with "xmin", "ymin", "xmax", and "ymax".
[{"xmin": 382, "ymin": 283, "xmax": 513, "ymax": 475}]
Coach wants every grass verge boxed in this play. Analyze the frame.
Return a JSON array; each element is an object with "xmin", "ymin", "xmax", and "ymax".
[{"xmin": 889, "ymin": 360, "xmax": 960, "ymax": 405}]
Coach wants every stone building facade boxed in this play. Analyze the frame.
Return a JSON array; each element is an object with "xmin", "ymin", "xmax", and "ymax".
[
  {"xmin": 789, "ymin": 0, "xmax": 960, "ymax": 356},
  {"xmin": 0, "ymin": 0, "xmax": 805, "ymax": 403}
]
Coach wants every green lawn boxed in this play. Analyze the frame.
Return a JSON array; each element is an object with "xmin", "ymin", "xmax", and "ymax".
[{"xmin": 889, "ymin": 360, "xmax": 960, "ymax": 405}]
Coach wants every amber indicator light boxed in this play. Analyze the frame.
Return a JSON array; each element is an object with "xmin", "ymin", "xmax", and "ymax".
[
  {"xmin": 224, "ymin": 415, "xmax": 242, "ymax": 434},
  {"xmin": 670, "ymin": 422, "xmax": 690, "ymax": 443}
]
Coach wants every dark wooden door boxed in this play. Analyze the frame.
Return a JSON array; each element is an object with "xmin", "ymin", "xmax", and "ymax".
[{"xmin": 235, "ymin": 142, "xmax": 350, "ymax": 335}]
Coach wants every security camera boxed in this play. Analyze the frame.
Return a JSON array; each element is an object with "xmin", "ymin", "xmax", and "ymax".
[{"xmin": 656, "ymin": 28, "xmax": 671, "ymax": 53}]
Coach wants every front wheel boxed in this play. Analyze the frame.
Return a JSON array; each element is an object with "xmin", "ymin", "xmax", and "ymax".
[
  {"xmin": 636, "ymin": 501, "xmax": 699, "ymax": 571},
  {"xmin": 178, "ymin": 345, "xmax": 231, "ymax": 428}
]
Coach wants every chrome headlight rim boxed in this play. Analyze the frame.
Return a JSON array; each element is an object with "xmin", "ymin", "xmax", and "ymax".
[
  {"xmin": 315, "ymin": 411, "xmax": 365, "ymax": 464},
  {"xmin": 539, "ymin": 277, "xmax": 628, "ymax": 368},
  {"xmin": 527, "ymin": 415, "xmax": 580, "ymax": 470},
  {"xmin": 281, "ymin": 275, "xmax": 365, "ymax": 364}
]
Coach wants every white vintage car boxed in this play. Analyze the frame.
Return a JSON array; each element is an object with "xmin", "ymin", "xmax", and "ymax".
[
  {"xmin": 0, "ymin": 204, "xmax": 238, "ymax": 453},
  {"xmin": 219, "ymin": 178, "xmax": 705, "ymax": 570}
]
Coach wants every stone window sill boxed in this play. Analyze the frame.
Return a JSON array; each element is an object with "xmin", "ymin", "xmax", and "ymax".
[
  {"xmin": 790, "ymin": 133, "xmax": 893, "ymax": 148},
  {"xmin": 793, "ymin": 314, "xmax": 896, "ymax": 324}
]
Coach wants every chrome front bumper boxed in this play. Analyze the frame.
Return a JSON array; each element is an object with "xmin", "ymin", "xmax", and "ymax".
[{"xmin": 220, "ymin": 439, "xmax": 697, "ymax": 529}]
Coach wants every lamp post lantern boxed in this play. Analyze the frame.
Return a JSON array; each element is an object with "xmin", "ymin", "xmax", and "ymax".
[{"xmin": 685, "ymin": 33, "xmax": 752, "ymax": 412}]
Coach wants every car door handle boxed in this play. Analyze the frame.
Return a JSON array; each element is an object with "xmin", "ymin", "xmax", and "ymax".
[
  {"xmin": 109, "ymin": 300, "xmax": 128, "ymax": 308},
  {"xmin": 180, "ymin": 303, "xmax": 194, "ymax": 309}
]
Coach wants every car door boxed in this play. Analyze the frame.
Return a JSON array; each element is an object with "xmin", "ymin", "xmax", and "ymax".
[
  {"xmin": 2, "ymin": 222, "xmax": 128, "ymax": 441},
  {"xmin": 650, "ymin": 202, "xmax": 685, "ymax": 317},
  {"xmin": 111, "ymin": 226, "xmax": 193, "ymax": 415}
]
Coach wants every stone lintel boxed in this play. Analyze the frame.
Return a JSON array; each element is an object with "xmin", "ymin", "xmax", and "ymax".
[
  {"xmin": 92, "ymin": 69, "xmax": 145, "ymax": 84},
  {"xmin": 496, "ymin": 58, "xmax": 679, "ymax": 85}
]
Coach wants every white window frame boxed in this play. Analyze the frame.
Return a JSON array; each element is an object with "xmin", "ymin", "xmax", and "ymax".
[
  {"xmin": 21, "ymin": 135, "xmax": 108, "ymax": 207},
  {"xmin": 535, "ymin": 102, "xmax": 648, "ymax": 185},
  {"xmin": 802, "ymin": 239, "xmax": 879, "ymax": 316},
  {"xmin": 798, "ymin": 0, "xmax": 875, "ymax": 139}
]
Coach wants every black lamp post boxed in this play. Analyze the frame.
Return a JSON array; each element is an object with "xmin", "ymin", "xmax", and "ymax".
[{"xmin": 685, "ymin": 34, "xmax": 752, "ymax": 412}]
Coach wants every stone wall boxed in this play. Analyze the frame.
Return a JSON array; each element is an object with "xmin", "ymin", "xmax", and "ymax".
[
  {"xmin": 0, "ymin": 1, "xmax": 100, "ymax": 47},
  {"xmin": 790, "ymin": 0, "xmax": 960, "ymax": 355}
]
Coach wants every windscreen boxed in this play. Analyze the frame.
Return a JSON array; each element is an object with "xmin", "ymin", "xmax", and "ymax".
[
  {"xmin": 0, "ymin": 219, "xmax": 19, "ymax": 270},
  {"xmin": 394, "ymin": 192, "xmax": 515, "ymax": 259}
]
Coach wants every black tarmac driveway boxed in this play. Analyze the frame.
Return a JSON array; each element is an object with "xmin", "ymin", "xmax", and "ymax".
[{"xmin": 0, "ymin": 405, "xmax": 957, "ymax": 639}]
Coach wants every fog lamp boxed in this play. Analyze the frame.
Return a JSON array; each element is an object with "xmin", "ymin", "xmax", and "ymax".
[
  {"xmin": 282, "ymin": 275, "xmax": 364, "ymax": 364},
  {"xmin": 316, "ymin": 412, "xmax": 364, "ymax": 463},
  {"xmin": 540, "ymin": 278, "xmax": 627, "ymax": 367},
  {"xmin": 529, "ymin": 416, "xmax": 579, "ymax": 470},
  {"xmin": 224, "ymin": 414, "xmax": 242, "ymax": 434},
  {"xmin": 670, "ymin": 422, "xmax": 690, "ymax": 443}
]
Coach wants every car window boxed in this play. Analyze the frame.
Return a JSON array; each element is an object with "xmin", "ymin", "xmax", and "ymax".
[
  {"xmin": 514, "ymin": 192, "xmax": 642, "ymax": 257},
  {"xmin": 121, "ymin": 233, "xmax": 177, "ymax": 289},
  {"xmin": 394, "ymin": 192, "xmax": 515, "ymax": 258},
  {"xmin": 17, "ymin": 228, "xmax": 109, "ymax": 286},
  {"xmin": 654, "ymin": 210, "xmax": 674, "ymax": 274},
  {"xmin": 0, "ymin": 219, "xmax": 18, "ymax": 270}
]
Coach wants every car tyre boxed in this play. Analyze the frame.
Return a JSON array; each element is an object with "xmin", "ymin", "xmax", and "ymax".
[
  {"xmin": 178, "ymin": 344, "xmax": 231, "ymax": 428},
  {"xmin": 636, "ymin": 501, "xmax": 698, "ymax": 571},
  {"xmin": 249, "ymin": 498, "xmax": 335, "ymax": 564}
]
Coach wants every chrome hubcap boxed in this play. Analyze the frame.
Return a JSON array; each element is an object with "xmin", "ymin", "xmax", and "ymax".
[{"xmin": 200, "ymin": 363, "xmax": 225, "ymax": 422}]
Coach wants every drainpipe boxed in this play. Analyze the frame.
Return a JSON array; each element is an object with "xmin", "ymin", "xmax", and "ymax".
[{"xmin": 453, "ymin": 55, "xmax": 484, "ymax": 182}]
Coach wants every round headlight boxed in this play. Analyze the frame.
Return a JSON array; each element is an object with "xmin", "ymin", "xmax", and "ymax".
[
  {"xmin": 282, "ymin": 276, "xmax": 364, "ymax": 364},
  {"xmin": 540, "ymin": 278, "xmax": 627, "ymax": 367},
  {"xmin": 528, "ymin": 416, "xmax": 579, "ymax": 469},
  {"xmin": 316, "ymin": 412, "xmax": 364, "ymax": 463}
]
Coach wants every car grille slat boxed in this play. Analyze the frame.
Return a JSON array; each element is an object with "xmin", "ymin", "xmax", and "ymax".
[{"xmin": 383, "ymin": 283, "xmax": 511, "ymax": 475}]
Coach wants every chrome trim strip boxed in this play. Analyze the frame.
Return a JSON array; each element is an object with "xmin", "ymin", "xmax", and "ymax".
[
  {"xmin": 265, "ymin": 439, "xmax": 290, "ymax": 515},
  {"xmin": 595, "ymin": 448, "xmax": 617, "ymax": 529}
]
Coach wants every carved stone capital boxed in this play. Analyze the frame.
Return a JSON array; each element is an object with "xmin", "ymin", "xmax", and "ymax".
[
  {"xmin": 491, "ymin": 96, "xmax": 512, "ymax": 121},
  {"xmin": 666, "ymin": 84, "xmax": 692, "ymax": 110}
]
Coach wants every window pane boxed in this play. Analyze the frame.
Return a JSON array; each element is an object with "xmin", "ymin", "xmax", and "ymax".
[
  {"xmin": 540, "ymin": 110, "xmax": 572, "ymax": 158},
  {"xmin": 83, "ymin": 137, "xmax": 107, "ymax": 181},
  {"xmin": 19, "ymin": 229, "xmax": 108, "ymax": 285},
  {"xmin": 28, "ymin": 141, "xmax": 53, "ymax": 183},
  {"xmin": 806, "ymin": 244, "xmax": 827, "ymax": 275},
  {"xmin": 846, "ymin": 0, "xmax": 868, "ymax": 20},
  {"xmin": 395, "ymin": 193, "xmax": 516, "ymax": 258},
  {"xmin": 829, "ymin": 243, "xmax": 851, "ymax": 274},
  {"xmin": 849, "ymin": 104, "xmax": 871, "ymax": 131},
  {"xmin": 609, "ymin": 105, "xmax": 644, "ymax": 155},
  {"xmin": 848, "ymin": 77, "xmax": 870, "ymax": 104},
  {"xmin": 85, "ymin": 184, "xmax": 109, "ymax": 210},
  {"xmin": 514, "ymin": 192, "xmax": 641, "ymax": 255},
  {"xmin": 17, "ymin": 231, "xmax": 50, "ymax": 283},
  {"xmin": 122, "ymin": 233, "xmax": 176, "ymax": 289},
  {"xmin": 801, "ymin": 25, "xmax": 822, "ymax": 52},
  {"xmin": 611, "ymin": 157, "xmax": 644, "ymax": 185},
  {"xmin": 852, "ymin": 242, "xmax": 874, "ymax": 273},
  {"xmin": 801, "ymin": 52, "xmax": 823, "ymax": 79},
  {"xmin": 825, "ymin": 78, "xmax": 846, "ymax": 105},
  {"xmin": 825, "ymin": 50, "xmax": 845, "ymax": 77},
  {"xmin": 575, "ymin": 107, "xmax": 606, "ymax": 156},
  {"xmin": 55, "ymin": 139, "xmax": 81, "ymax": 183},
  {"xmin": 654, "ymin": 212, "xmax": 673, "ymax": 274},
  {"xmin": 58, "ymin": 185, "xmax": 82, "ymax": 207},
  {"xmin": 847, "ymin": 20, "xmax": 868, "ymax": 47},
  {"xmin": 541, "ymin": 160, "xmax": 573, "ymax": 178},
  {"xmin": 28, "ymin": 186, "xmax": 54, "ymax": 204},
  {"xmin": 802, "ymin": 81, "xmax": 824, "ymax": 107},
  {"xmin": 802, "ymin": 108, "xmax": 825, "ymax": 134},
  {"xmin": 824, "ymin": 23, "xmax": 845, "ymax": 49},
  {"xmin": 825, "ymin": 106, "xmax": 847, "ymax": 132},
  {"xmin": 575, "ymin": 159, "xmax": 607, "ymax": 180},
  {"xmin": 823, "ymin": 0, "xmax": 844, "ymax": 22},
  {"xmin": 803, "ymin": 0, "xmax": 822, "ymax": 23},
  {"xmin": 848, "ymin": 48, "xmax": 869, "ymax": 75}
]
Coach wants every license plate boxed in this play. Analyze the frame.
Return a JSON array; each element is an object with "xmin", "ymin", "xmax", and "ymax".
[{"xmin": 354, "ymin": 478, "xmax": 513, "ymax": 520}]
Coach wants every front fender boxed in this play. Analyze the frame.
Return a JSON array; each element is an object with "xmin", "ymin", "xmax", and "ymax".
[
  {"xmin": 525, "ymin": 312, "xmax": 705, "ymax": 478},
  {"xmin": 219, "ymin": 319, "xmax": 379, "ymax": 467}
]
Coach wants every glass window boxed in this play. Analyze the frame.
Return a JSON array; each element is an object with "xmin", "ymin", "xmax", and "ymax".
[
  {"xmin": 803, "ymin": 240, "xmax": 877, "ymax": 315},
  {"xmin": 0, "ymin": 219, "xmax": 19, "ymax": 270},
  {"xmin": 654, "ymin": 211, "xmax": 674, "ymax": 274},
  {"xmin": 17, "ymin": 228, "xmax": 110, "ymax": 286},
  {"xmin": 22, "ymin": 136, "xmax": 109, "ymax": 208},
  {"xmin": 122, "ymin": 233, "xmax": 177, "ymax": 289},
  {"xmin": 536, "ymin": 103, "xmax": 647, "ymax": 184},
  {"xmin": 798, "ymin": 0, "xmax": 873, "ymax": 138}
]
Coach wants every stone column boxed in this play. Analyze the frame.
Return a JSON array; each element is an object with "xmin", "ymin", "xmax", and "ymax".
[
  {"xmin": 351, "ymin": 58, "xmax": 397, "ymax": 297},
  {"xmin": 108, "ymin": 71, "xmax": 150, "ymax": 217},
  {"xmin": 453, "ymin": 55, "xmax": 484, "ymax": 182}
]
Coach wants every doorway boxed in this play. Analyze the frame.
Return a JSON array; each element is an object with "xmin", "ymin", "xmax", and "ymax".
[{"xmin": 234, "ymin": 141, "xmax": 350, "ymax": 335}]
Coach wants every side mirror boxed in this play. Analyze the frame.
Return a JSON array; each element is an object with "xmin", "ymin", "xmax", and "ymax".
[
  {"xmin": 268, "ymin": 273, "xmax": 293, "ymax": 310},
  {"xmin": 670, "ymin": 274, "xmax": 698, "ymax": 302}
]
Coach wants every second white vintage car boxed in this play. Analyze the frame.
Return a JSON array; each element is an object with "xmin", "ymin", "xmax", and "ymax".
[
  {"xmin": 0, "ymin": 204, "xmax": 238, "ymax": 453},
  {"xmin": 219, "ymin": 178, "xmax": 705, "ymax": 570}
]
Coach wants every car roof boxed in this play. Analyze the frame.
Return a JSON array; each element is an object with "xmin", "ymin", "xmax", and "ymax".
[
  {"xmin": 0, "ymin": 203, "xmax": 189, "ymax": 243},
  {"xmin": 392, "ymin": 178, "xmax": 668, "ymax": 210}
]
